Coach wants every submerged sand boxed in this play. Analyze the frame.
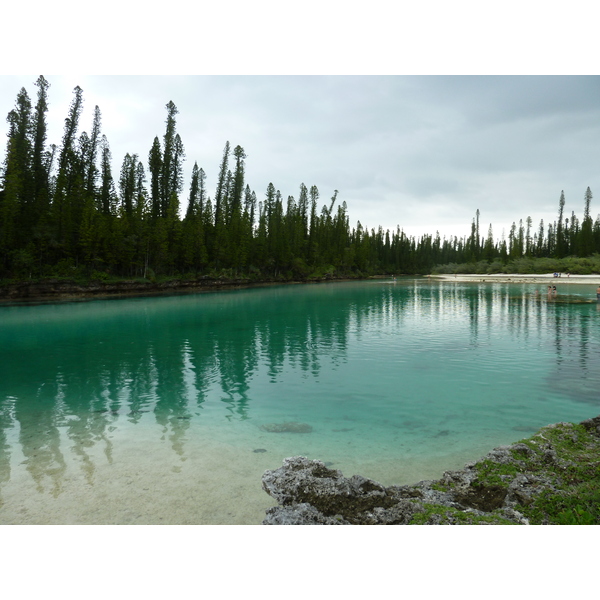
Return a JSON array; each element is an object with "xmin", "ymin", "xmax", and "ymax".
[{"xmin": 0, "ymin": 418, "xmax": 486, "ymax": 525}]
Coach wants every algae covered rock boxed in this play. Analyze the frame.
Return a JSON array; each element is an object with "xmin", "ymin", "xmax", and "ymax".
[
  {"xmin": 261, "ymin": 416, "xmax": 600, "ymax": 525},
  {"xmin": 262, "ymin": 456, "xmax": 421, "ymax": 525},
  {"xmin": 259, "ymin": 422, "xmax": 313, "ymax": 433}
]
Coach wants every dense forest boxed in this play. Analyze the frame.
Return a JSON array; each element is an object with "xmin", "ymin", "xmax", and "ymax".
[{"xmin": 1, "ymin": 76, "xmax": 600, "ymax": 282}]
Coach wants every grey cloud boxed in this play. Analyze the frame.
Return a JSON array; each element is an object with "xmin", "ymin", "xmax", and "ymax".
[{"xmin": 1, "ymin": 75, "xmax": 599, "ymax": 241}]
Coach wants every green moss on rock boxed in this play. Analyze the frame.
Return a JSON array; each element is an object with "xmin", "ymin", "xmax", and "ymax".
[{"xmin": 262, "ymin": 416, "xmax": 600, "ymax": 525}]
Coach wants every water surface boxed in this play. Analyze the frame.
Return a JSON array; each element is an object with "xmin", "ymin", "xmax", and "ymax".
[{"xmin": 1, "ymin": 279, "xmax": 599, "ymax": 523}]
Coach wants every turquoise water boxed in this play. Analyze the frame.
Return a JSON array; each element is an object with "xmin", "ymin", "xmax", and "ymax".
[{"xmin": 1, "ymin": 279, "xmax": 599, "ymax": 523}]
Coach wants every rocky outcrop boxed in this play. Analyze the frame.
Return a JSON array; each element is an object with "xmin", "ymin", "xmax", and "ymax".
[
  {"xmin": 262, "ymin": 456, "xmax": 423, "ymax": 524},
  {"xmin": 262, "ymin": 416, "xmax": 600, "ymax": 525}
]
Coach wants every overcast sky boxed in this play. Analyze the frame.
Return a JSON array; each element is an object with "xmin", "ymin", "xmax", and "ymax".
[{"xmin": 1, "ymin": 75, "xmax": 599, "ymax": 242}]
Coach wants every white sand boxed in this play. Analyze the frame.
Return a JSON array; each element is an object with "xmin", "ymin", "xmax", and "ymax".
[{"xmin": 430, "ymin": 273, "xmax": 600, "ymax": 285}]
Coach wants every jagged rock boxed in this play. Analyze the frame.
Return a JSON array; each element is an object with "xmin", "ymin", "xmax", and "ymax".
[
  {"xmin": 261, "ymin": 456, "xmax": 419, "ymax": 525},
  {"xmin": 511, "ymin": 442, "xmax": 535, "ymax": 458},
  {"xmin": 261, "ymin": 455, "xmax": 524, "ymax": 525},
  {"xmin": 581, "ymin": 416, "xmax": 600, "ymax": 436},
  {"xmin": 484, "ymin": 446, "xmax": 515, "ymax": 465},
  {"xmin": 497, "ymin": 508, "xmax": 530, "ymax": 525},
  {"xmin": 264, "ymin": 503, "xmax": 348, "ymax": 525},
  {"xmin": 261, "ymin": 416, "xmax": 600, "ymax": 525}
]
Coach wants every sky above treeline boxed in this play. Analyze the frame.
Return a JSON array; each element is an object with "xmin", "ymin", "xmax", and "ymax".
[{"xmin": 1, "ymin": 75, "xmax": 599, "ymax": 242}]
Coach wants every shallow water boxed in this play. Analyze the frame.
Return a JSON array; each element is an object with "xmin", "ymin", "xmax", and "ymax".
[{"xmin": 1, "ymin": 279, "xmax": 599, "ymax": 524}]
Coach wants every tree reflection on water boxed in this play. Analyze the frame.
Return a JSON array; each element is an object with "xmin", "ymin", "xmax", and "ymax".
[{"xmin": 1, "ymin": 280, "xmax": 599, "ymax": 501}]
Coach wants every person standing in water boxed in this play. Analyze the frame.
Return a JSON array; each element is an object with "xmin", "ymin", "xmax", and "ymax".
[{"xmin": 597, "ymin": 285, "xmax": 600, "ymax": 301}]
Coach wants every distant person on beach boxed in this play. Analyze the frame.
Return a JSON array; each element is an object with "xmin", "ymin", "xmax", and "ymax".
[
  {"xmin": 553, "ymin": 285, "xmax": 557, "ymax": 295},
  {"xmin": 547, "ymin": 285, "xmax": 552, "ymax": 295}
]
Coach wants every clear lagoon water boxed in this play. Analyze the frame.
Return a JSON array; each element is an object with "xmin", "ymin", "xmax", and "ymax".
[{"xmin": 1, "ymin": 278, "xmax": 599, "ymax": 524}]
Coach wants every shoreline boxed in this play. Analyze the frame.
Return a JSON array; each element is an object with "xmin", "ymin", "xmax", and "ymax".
[
  {"xmin": 430, "ymin": 273, "xmax": 600, "ymax": 285},
  {"xmin": 0, "ymin": 276, "xmax": 362, "ymax": 305},
  {"xmin": 1, "ymin": 272, "xmax": 599, "ymax": 304},
  {"xmin": 262, "ymin": 415, "xmax": 600, "ymax": 525}
]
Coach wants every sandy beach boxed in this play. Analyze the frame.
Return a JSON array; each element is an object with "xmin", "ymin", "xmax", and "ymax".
[{"xmin": 430, "ymin": 273, "xmax": 600, "ymax": 285}]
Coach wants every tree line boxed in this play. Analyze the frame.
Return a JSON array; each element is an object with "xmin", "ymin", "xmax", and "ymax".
[
  {"xmin": 1, "ymin": 77, "xmax": 599, "ymax": 282},
  {"xmin": 430, "ymin": 190, "xmax": 600, "ymax": 274}
]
